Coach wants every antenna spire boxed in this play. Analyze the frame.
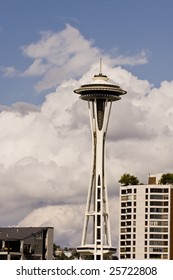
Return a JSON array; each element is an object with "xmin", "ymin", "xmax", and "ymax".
[{"xmin": 99, "ymin": 58, "xmax": 102, "ymax": 74}]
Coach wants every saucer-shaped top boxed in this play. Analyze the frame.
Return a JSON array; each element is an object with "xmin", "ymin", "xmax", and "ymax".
[{"xmin": 74, "ymin": 73, "xmax": 126, "ymax": 101}]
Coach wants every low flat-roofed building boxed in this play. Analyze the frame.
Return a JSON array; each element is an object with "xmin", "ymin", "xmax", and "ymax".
[{"xmin": 0, "ymin": 227, "xmax": 53, "ymax": 260}]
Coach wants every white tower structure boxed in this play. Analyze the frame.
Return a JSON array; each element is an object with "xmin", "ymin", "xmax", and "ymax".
[{"xmin": 74, "ymin": 62, "xmax": 126, "ymax": 260}]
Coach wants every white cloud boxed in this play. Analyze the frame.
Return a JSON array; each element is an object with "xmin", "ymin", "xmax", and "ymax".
[
  {"xmin": 2, "ymin": 24, "xmax": 148, "ymax": 93},
  {"xmin": 0, "ymin": 102, "xmax": 39, "ymax": 115},
  {"xmin": 2, "ymin": 66, "xmax": 19, "ymax": 77},
  {"xmin": 111, "ymin": 50, "xmax": 148, "ymax": 66},
  {"xmin": 17, "ymin": 205, "xmax": 84, "ymax": 247}
]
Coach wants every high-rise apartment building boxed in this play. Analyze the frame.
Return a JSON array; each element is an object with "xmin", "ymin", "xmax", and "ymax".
[{"xmin": 119, "ymin": 174, "xmax": 173, "ymax": 260}]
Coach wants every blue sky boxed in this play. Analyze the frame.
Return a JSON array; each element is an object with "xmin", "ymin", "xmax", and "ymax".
[
  {"xmin": 0, "ymin": 0, "xmax": 173, "ymax": 105},
  {"xmin": 1, "ymin": 0, "xmax": 173, "ymax": 248}
]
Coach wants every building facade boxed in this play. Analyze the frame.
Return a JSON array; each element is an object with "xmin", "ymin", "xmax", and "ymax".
[
  {"xmin": 0, "ymin": 227, "xmax": 53, "ymax": 260},
  {"xmin": 119, "ymin": 175, "xmax": 173, "ymax": 260}
]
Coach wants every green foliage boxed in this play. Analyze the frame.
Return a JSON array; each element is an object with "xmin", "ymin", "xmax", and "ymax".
[
  {"xmin": 119, "ymin": 173, "xmax": 139, "ymax": 186},
  {"xmin": 159, "ymin": 173, "xmax": 173, "ymax": 185}
]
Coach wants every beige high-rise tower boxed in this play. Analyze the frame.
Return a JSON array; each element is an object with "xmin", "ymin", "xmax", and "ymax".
[{"xmin": 119, "ymin": 174, "xmax": 173, "ymax": 260}]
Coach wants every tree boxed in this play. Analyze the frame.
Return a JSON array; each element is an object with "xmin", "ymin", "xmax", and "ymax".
[
  {"xmin": 119, "ymin": 173, "xmax": 139, "ymax": 186},
  {"xmin": 159, "ymin": 173, "xmax": 173, "ymax": 184}
]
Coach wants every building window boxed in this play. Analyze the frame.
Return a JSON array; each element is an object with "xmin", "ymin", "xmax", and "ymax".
[
  {"xmin": 127, "ymin": 189, "xmax": 132, "ymax": 194},
  {"xmin": 120, "ymin": 255, "xmax": 125, "ymax": 259},
  {"xmin": 150, "ymin": 201, "xmax": 168, "ymax": 206},
  {"xmin": 120, "ymin": 248, "xmax": 126, "ymax": 252},
  {"xmin": 150, "ymin": 227, "xmax": 168, "ymax": 233},
  {"xmin": 149, "ymin": 220, "xmax": 168, "ymax": 226},
  {"xmin": 150, "ymin": 214, "xmax": 168, "ymax": 219},
  {"xmin": 121, "ymin": 190, "xmax": 126, "ymax": 194},
  {"xmin": 149, "ymin": 240, "xmax": 168, "ymax": 246},
  {"xmin": 150, "ymin": 194, "xmax": 168, "ymax": 200},
  {"xmin": 150, "ymin": 208, "xmax": 168, "ymax": 213},
  {"xmin": 150, "ymin": 188, "xmax": 168, "ymax": 193},
  {"xmin": 126, "ymin": 254, "xmax": 131, "ymax": 259},
  {"xmin": 121, "ymin": 196, "xmax": 127, "ymax": 201},
  {"xmin": 120, "ymin": 235, "xmax": 126, "ymax": 240},
  {"xmin": 149, "ymin": 234, "xmax": 168, "ymax": 239},
  {"xmin": 121, "ymin": 202, "xmax": 126, "ymax": 207},
  {"xmin": 127, "ymin": 202, "xmax": 132, "ymax": 207},
  {"xmin": 149, "ymin": 247, "xmax": 168, "ymax": 253},
  {"xmin": 149, "ymin": 254, "xmax": 161, "ymax": 259},
  {"xmin": 121, "ymin": 215, "xmax": 126, "ymax": 220},
  {"xmin": 126, "ymin": 215, "xmax": 132, "ymax": 220},
  {"xmin": 125, "ymin": 247, "xmax": 131, "ymax": 252}
]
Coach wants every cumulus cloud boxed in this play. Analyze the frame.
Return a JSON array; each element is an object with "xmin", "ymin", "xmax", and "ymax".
[
  {"xmin": 0, "ymin": 102, "xmax": 39, "ymax": 115},
  {"xmin": 2, "ymin": 24, "xmax": 148, "ymax": 94},
  {"xmin": 1, "ymin": 25, "xmax": 173, "ymax": 249},
  {"xmin": 17, "ymin": 205, "xmax": 84, "ymax": 247}
]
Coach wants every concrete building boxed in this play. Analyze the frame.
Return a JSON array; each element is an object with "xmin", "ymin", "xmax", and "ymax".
[
  {"xmin": 0, "ymin": 227, "xmax": 53, "ymax": 260},
  {"xmin": 119, "ymin": 174, "xmax": 173, "ymax": 260}
]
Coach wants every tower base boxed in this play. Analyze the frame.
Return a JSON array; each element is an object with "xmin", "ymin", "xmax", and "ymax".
[{"xmin": 77, "ymin": 245, "xmax": 117, "ymax": 260}]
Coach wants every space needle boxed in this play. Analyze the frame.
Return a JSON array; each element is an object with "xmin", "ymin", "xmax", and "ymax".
[{"xmin": 74, "ymin": 60, "xmax": 127, "ymax": 260}]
